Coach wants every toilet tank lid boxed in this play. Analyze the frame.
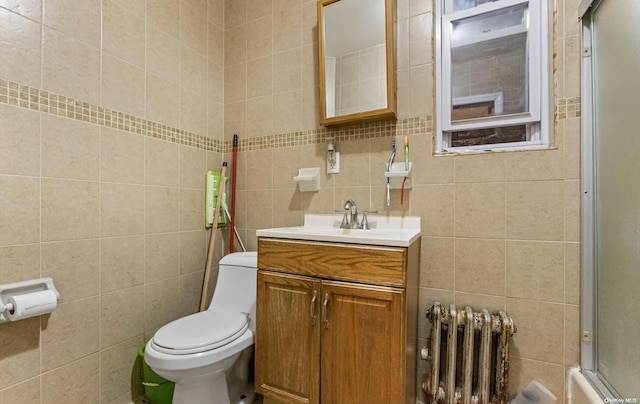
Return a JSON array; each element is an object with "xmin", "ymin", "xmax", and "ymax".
[{"xmin": 219, "ymin": 251, "xmax": 257, "ymax": 268}]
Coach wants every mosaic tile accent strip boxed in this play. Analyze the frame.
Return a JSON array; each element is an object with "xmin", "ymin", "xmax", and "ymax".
[
  {"xmin": 0, "ymin": 77, "xmax": 578, "ymax": 154},
  {"xmin": 556, "ymin": 97, "xmax": 581, "ymax": 119}
]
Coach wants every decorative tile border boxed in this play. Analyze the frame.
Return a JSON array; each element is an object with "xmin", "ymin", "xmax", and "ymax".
[{"xmin": 0, "ymin": 77, "xmax": 578, "ymax": 154}]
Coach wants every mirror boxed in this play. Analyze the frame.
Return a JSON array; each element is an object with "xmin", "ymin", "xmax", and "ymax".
[{"xmin": 318, "ymin": 0, "xmax": 396, "ymax": 126}]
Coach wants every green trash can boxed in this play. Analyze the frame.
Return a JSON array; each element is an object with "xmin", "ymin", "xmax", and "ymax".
[{"xmin": 138, "ymin": 344, "xmax": 175, "ymax": 404}]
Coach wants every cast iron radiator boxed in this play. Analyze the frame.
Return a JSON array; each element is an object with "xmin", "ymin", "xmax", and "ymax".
[{"xmin": 422, "ymin": 302, "xmax": 517, "ymax": 404}]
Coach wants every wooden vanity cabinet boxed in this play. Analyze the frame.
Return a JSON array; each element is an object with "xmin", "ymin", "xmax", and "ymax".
[{"xmin": 255, "ymin": 238, "xmax": 420, "ymax": 404}]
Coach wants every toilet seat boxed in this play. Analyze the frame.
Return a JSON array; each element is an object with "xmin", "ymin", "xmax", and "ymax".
[{"xmin": 151, "ymin": 309, "xmax": 249, "ymax": 355}]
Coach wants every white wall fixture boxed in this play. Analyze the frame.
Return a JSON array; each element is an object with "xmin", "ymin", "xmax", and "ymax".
[
  {"xmin": 0, "ymin": 278, "xmax": 60, "ymax": 323},
  {"xmin": 293, "ymin": 167, "xmax": 321, "ymax": 192},
  {"xmin": 384, "ymin": 162, "xmax": 412, "ymax": 189}
]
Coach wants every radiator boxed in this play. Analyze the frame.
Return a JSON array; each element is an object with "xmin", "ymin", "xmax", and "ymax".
[{"xmin": 422, "ymin": 302, "xmax": 516, "ymax": 404}]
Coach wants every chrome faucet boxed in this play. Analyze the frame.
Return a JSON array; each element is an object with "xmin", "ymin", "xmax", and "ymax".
[{"xmin": 341, "ymin": 199, "xmax": 359, "ymax": 229}]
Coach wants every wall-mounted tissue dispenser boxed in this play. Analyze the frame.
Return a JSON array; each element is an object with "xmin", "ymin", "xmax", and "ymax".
[{"xmin": 0, "ymin": 278, "xmax": 60, "ymax": 323}]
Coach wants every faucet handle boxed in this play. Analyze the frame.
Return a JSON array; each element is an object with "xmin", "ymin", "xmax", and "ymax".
[
  {"xmin": 360, "ymin": 211, "xmax": 377, "ymax": 230},
  {"xmin": 335, "ymin": 210, "xmax": 350, "ymax": 229}
]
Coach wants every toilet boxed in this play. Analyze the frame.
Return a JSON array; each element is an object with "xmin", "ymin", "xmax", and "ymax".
[{"xmin": 144, "ymin": 252, "xmax": 258, "ymax": 404}]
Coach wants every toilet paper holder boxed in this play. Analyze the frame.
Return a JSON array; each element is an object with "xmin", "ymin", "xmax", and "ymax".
[{"xmin": 0, "ymin": 278, "xmax": 60, "ymax": 324}]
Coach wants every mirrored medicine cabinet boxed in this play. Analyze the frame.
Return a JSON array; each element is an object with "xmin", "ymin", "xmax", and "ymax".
[{"xmin": 318, "ymin": 0, "xmax": 397, "ymax": 126}]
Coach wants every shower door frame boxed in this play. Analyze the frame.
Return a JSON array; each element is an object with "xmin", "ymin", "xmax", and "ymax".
[{"xmin": 580, "ymin": 0, "xmax": 637, "ymax": 399}]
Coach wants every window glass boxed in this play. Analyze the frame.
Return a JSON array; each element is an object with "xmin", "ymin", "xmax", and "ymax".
[
  {"xmin": 450, "ymin": 0, "xmax": 501, "ymax": 12},
  {"xmin": 450, "ymin": 4, "xmax": 529, "ymax": 120}
]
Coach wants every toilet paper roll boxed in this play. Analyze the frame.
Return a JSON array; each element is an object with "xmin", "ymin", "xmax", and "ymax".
[{"xmin": 7, "ymin": 290, "xmax": 58, "ymax": 321}]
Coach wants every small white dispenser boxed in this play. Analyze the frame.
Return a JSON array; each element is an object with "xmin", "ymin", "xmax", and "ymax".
[
  {"xmin": 293, "ymin": 167, "xmax": 321, "ymax": 192},
  {"xmin": 0, "ymin": 278, "xmax": 60, "ymax": 323},
  {"xmin": 384, "ymin": 162, "xmax": 413, "ymax": 189}
]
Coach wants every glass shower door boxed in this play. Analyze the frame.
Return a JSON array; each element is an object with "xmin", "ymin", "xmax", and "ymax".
[{"xmin": 592, "ymin": 0, "xmax": 640, "ymax": 397}]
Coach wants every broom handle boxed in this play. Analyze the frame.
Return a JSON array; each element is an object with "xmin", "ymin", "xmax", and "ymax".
[{"xmin": 199, "ymin": 164, "xmax": 227, "ymax": 312}]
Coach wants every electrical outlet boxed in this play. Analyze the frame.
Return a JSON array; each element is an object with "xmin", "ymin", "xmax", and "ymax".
[{"xmin": 328, "ymin": 151, "xmax": 340, "ymax": 174}]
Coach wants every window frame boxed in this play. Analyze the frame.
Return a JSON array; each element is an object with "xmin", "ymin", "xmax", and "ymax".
[{"xmin": 435, "ymin": 0, "xmax": 552, "ymax": 153}]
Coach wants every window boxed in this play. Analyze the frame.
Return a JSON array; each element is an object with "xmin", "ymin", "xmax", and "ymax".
[{"xmin": 435, "ymin": 0, "xmax": 552, "ymax": 153}]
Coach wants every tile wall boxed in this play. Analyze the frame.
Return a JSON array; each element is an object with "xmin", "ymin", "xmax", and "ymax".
[
  {"xmin": 0, "ymin": 0, "xmax": 583, "ymax": 402},
  {"xmin": 0, "ymin": 0, "xmax": 225, "ymax": 403}
]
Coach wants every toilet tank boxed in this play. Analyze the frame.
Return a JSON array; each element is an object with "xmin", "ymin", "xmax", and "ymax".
[{"xmin": 209, "ymin": 252, "xmax": 258, "ymax": 330}]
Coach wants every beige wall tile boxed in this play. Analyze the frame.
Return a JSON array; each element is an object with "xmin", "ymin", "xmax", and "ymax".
[
  {"xmin": 335, "ymin": 186, "xmax": 371, "ymax": 213},
  {"xmin": 100, "ymin": 287, "xmax": 144, "ymax": 349},
  {"xmin": 40, "ymin": 179, "xmax": 99, "ymax": 242},
  {"xmin": 0, "ymin": 0, "xmax": 42, "ymax": 21},
  {"xmin": 247, "ymin": 16, "xmax": 273, "ymax": 60},
  {"xmin": 301, "ymin": 86, "xmax": 320, "ymax": 131},
  {"xmin": 180, "ymin": 230, "xmax": 207, "ymax": 274},
  {"xmin": 246, "ymin": 96, "xmax": 274, "ymax": 138},
  {"xmin": 147, "ymin": 0, "xmax": 180, "ymax": 38},
  {"xmin": 504, "ymin": 149, "xmax": 564, "ymax": 181},
  {"xmin": 179, "ymin": 271, "xmax": 204, "ymax": 317},
  {"xmin": 0, "ymin": 377, "xmax": 40, "ymax": 403},
  {"xmin": 246, "ymin": 189, "xmax": 273, "ymax": 230},
  {"xmin": 409, "ymin": 12, "xmax": 432, "ymax": 67},
  {"xmin": 273, "ymin": 146, "xmax": 300, "ymax": 190},
  {"xmin": 41, "ymin": 113, "xmax": 99, "ymax": 181},
  {"xmin": 145, "ymin": 138, "xmax": 179, "ymax": 187},
  {"xmin": 224, "ymin": 101, "xmax": 247, "ymax": 139},
  {"xmin": 101, "ymin": 53, "xmax": 146, "ymax": 116},
  {"xmin": 146, "ymin": 73, "xmax": 180, "ymax": 128},
  {"xmin": 41, "ymin": 297, "xmax": 99, "ymax": 372},
  {"xmin": 180, "ymin": 145, "xmax": 207, "ymax": 189},
  {"xmin": 0, "ymin": 317, "xmax": 40, "ymax": 389},
  {"xmin": 273, "ymin": 90, "xmax": 302, "ymax": 134},
  {"xmin": 302, "ymin": 43, "xmax": 318, "ymax": 90},
  {"xmin": 273, "ymin": 48, "xmax": 302, "ymax": 94},
  {"xmin": 208, "ymin": 22, "xmax": 224, "ymax": 64},
  {"xmin": 225, "ymin": 0, "xmax": 246, "ymax": 29},
  {"xmin": 412, "ymin": 184, "xmax": 454, "ymax": 237},
  {"xmin": 0, "ymin": 105, "xmax": 40, "ymax": 176},
  {"xmin": 273, "ymin": 188, "xmax": 303, "ymax": 227},
  {"xmin": 301, "ymin": 1, "xmax": 317, "ymax": 46},
  {"xmin": 181, "ymin": 1, "xmax": 208, "ymax": 56},
  {"xmin": 42, "ymin": 28, "xmax": 101, "ymax": 105},
  {"xmin": 0, "ymin": 244, "xmax": 40, "ymax": 284},
  {"xmin": 455, "ymin": 182, "xmax": 505, "ymax": 239},
  {"xmin": 454, "ymin": 152, "xmax": 505, "ymax": 183},
  {"xmin": 274, "ymin": 0, "xmax": 298, "ymax": 13},
  {"xmin": 454, "ymin": 292, "xmax": 506, "ymax": 313},
  {"xmin": 144, "ymin": 187, "xmax": 180, "ymax": 233},
  {"xmin": 145, "ymin": 233, "xmax": 180, "ymax": 281},
  {"xmin": 0, "ymin": 8, "xmax": 41, "ymax": 87},
  {"xmin": 333, "ymin": 139, "xmax": 371, "ymax": 188},
  {"xmin": 0, "ymin": 176, "xmax": 40, "ymax": 246},
  {"xmin": 565, "ymin": 303, "xmax": 580, "ymax": 366},
  {"xmin": 455, "ymin": 238, "xmax": 505, "ymax": 296},
  {"xmin": 225, "ymin": 62, "xmax": 247, "ymax": 104},
  {"xmin": 564, "ymin": 242, "xmax": 580, "ymax": 305},
  {"xmin": 419, "ymin": 236, "xmax": 454, "ymax": 290},
  {"xmin": 564, "ymin": 180, "xmax": 580, "ymax": 242},
  {"xmin": 506, "ymin": 181, "xmax": 564, "ymax": 241},
  {"xmin": 508, "ymin": 357, "xmax": 565, "ymax": 404},
  {"xmin": 145, "ymin": 24, "xmax": 180, "ymax": 83},
  {"xmin": 411, "ymin": 137, "xmax": 454, "ymax": 185},
  {"xmin": 42, "ymin": 239, "xmax": 99, "ymax": 303},
  {"xmin": 100, "ymin": 127, "xmax": 144, "ymax": 184},
  {"xmin": 273, "ymin": 7, "xmax": 301, "ymax": 53},
  {"xmin": 247, "ymin": 0, "xmax": 271, "ymax": 22},
  {"xmin": 209, "ymin": 0, "xmax": 224, "ymax": 29},
  {"xmin": 397, "ymin": 18, "xmax": 410, "ymax": 71},
  {"xmin": 563, "ymin": 118, "xmax": 581, "ymax": 180},
  {"xmin": 506, "ymin": 240, "xmax": 565, "ymax": 302},
  {"xmin": 43, "ymin": 0, "xmax": 101, "ymax": 47},
  {"xmin": 247, "ymin": 56, "xmax": 273, "ymax": 98},
  {"xmin": 100, "ymin": 337, "xmax": 143, "ymax": 403},
  {"xmin": 101, "ymin": 183, "xmax": 145, "ymax": 237},
  {"xmin": 41, "ymin": 354, "xmax": 99, "ymax": 404},
  {"xmin": 180, "ymin": 188, "xmax": 205, "ymax": 231},
  {"xmin": 103, "ymin": 0, "xmax": 145, "ymax": 67},
  {"xmin": 209, "ymin": 59, "xmax": 224, "ymax": 103},
  {"xmin": 209, "ymin": 99, "xmax": 225, "ymax": 141},
  {"xmin": 507, "ymin": 298, "xmax": 564, "ymax": 364},
  {"xmin": 145, "ymin": 278, "xmax": 181, "ymax": 331},
  {"xmin": 110, "ymin": 0, "xmax": 145, "ymax": 18},
  {"xmin": 180, "ymin": 86, "xmax": 208, "ymax": 135},
  {"xmin": 563, "ymin": 35, "xmax": 581, "ymax": 98},
  {"xmin": 409, "ymin": 64, "xmax": 433, "ymax": 117},
  {"xmin": 301, "ymin": 188, "xmax": 334, "ymax": 215},
  {"xmin": 101, "ymin": 235, "xmax": 144, "ymax": 293},
  {"xmin": 181, "ymin": 45, "xmax": 209, "ymax": 97},
  {"xmin": 225, "ymin": 25, "xmax": 247, "ymax": 66}
]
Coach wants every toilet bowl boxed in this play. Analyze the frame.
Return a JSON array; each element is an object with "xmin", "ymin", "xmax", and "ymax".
[{"xmin": 144, "ymin": 252, "xmax": 258, "ymax": 404}]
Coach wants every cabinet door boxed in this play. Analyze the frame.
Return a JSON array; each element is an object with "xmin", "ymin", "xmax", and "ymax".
[
  {"xmin": 320, "ymin": 281, "xmax": 404, "ymax": 403},
  {"xmin": 256, "ymin": 271, "xmax": 321, "ymax": 404}
]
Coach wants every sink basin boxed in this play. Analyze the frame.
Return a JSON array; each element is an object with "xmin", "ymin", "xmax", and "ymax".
[{"xmin": 256, "ymin": 214, "xmax": 421, "ymax": 247}]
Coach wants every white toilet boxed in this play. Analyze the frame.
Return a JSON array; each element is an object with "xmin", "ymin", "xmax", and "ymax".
[{"xmin": 144, "ymin": 252, "xmax": 258, "ymax": 404}]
